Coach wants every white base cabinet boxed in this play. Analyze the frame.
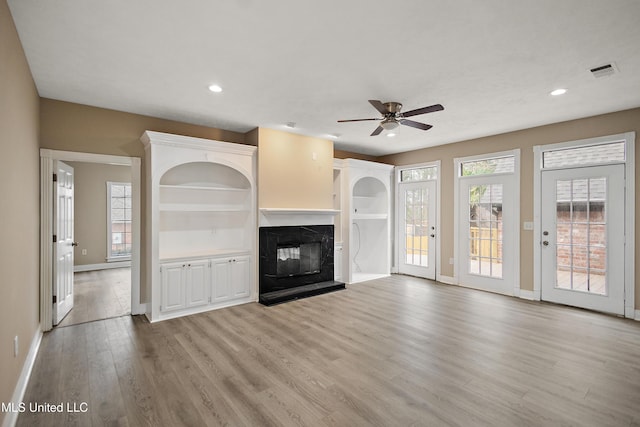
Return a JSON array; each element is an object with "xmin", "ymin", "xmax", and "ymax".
[
  {"xmin": 160, "ymin": 254, "xmax": 251, "ymax": 317},
  {"xmin": 212, "ymin": 255, "xmax": 251, "ymax": 303},
  {"xmin": 160, "ymin": 259, "xmax": 210, "ymax": 312}
]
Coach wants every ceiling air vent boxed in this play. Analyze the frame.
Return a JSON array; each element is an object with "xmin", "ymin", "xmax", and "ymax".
[{"xmin": 590, "ymin": 63, "xmax": 617, "ymax": 78}]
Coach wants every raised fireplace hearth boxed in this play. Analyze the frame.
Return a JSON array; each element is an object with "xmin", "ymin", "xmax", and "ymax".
[{"xmin": 259, "ymin": 225, "xmax": 345, "ymax": 305}]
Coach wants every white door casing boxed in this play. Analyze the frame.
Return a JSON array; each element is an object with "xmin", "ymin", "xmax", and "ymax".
[
  {"xmin": 53, "ymin": 161, "xmax": 74, "ymax": 325},
  {"xmin": 399, "ymin": 180, "xmax": 437, "ymax": 279},
  {"xmin": 540, "ymin": 165, "xmax": 625, "ymax": 315}
]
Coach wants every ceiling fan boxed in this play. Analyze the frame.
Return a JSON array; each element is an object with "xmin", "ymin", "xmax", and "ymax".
[{"xmin": 338, "ymin": 100, "xmax": 444, "ymax": 136}]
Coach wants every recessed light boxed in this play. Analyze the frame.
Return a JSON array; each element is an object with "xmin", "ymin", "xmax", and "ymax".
[
  {"xmin": 328, "ymin": 133, "xmax": 340, "ymax": 139},
  {"xmin": 387, "ymin": 133, "xmax": 396, "ymax": 138},
  {"xmin": 550, "ymin": 88, "xmax": 567, "ymax": 96},
  {"xmin": 208, "ymin": 84, "xmax": 222, "ymax": 93},
  {"xmin": 285, "ymin": 122, "xmax": 296, "ymax": 128}
]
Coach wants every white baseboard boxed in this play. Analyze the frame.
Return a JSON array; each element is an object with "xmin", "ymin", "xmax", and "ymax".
[
  {"xmin": 2, "ymin": 329, "xmax": 42, "ymax": 427},
  {"xmin": 635, "ymin": 310, "xmax": 640, "ymax": 321},
  {"xmin": 518, "ymin": 290, "xmax": 535, "ymax": 300},
  {"xmin": 436, "ymin": 275, "xmax": 456, "ymax": 285},
  {"xmin": 74, "ymin": 261, "xmax": 131, "ymax": 272}
]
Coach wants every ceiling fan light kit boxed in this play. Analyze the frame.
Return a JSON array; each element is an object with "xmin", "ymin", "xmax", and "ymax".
[
  {"xmin": 380, "ymin": 119, "xmax": 399, "ymax": 130},
  {"xmin": 337, "ymin": 99, "xmax": 444, "ymax": 136}
]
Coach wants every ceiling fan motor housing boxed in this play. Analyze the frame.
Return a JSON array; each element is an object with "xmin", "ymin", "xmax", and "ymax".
[{"xmin": 384, "ymin": 102, "xmax": 403, "ymax": 115}]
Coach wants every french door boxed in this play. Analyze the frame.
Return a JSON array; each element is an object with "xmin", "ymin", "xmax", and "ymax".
[
  {"xmin": 540, "ymin": 164, "xmax": 625, "ymax": 315},
  {"xmin": 457, "ymin": 173, "xmax": 517, "ymax": 295},
  {"xmin": 399, "ymin": 181, "xmax": 437, "ymax": 279}
]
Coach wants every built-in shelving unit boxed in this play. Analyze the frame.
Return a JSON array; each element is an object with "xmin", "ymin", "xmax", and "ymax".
[
  {"xmin": 341, "ymin": 159, "xmax": 394, "ymax": 284},
  {"xmin": 141, "ymin": 131, "xmax": 257, "ymax": 322}
]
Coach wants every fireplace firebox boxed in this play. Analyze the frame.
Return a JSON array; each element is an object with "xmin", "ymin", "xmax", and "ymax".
[{"xmin": 259, "ymin": 225, "xmax": 345, "ymax": 305}]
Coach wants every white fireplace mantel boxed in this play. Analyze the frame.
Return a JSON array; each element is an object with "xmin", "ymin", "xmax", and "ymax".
[{"xmin": 259, "ymin": 208, "xmax": 339, "ymax": 227}]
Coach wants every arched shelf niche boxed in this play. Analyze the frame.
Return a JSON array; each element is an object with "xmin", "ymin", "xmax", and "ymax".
[
  {"xmin": 158, "ymin": 161, "xmax": 253, "ymax": 260},
  {"xmin": 350, "ymin": 175, "xmax": 390, "ymax": 283}
]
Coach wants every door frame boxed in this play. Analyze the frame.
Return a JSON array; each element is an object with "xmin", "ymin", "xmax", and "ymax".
[
  {"xmin": 40, "ymin": 149, "xmax": 143, "ymax": 331},
  {"xmin": 394, "ymin": 161, "xmax": 441, "ymax": 281},
  {"xmin": 453, "ymin": 149, "xmax": 521, "ymax": 296},
  {"xmin": 533, "ymin": 132, "xmax": 635, "ymax": 318}
]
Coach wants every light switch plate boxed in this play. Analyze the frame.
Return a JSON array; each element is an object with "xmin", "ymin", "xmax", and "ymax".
[{"xmin": 523, "ymin": 221, "xmax": 534, "ymax": 230}]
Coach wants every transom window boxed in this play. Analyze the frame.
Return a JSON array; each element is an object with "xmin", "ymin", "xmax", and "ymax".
[
  {"xmin": 460, "ymin": 155, "xmax": 515, "ymax": 176},
  {"xmin": 107, "ymin": 182, "xmax": 132, "ymax": 261},
  {"xmin": 542, "ymin": 141, "xmax": 625, "ymax": 169},
  {"xmin": 400, "ymin": 166, "xmax": 438, "ymax": 182}
]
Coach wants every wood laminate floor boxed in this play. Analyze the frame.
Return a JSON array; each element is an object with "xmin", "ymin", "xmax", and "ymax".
[
  {"xmin": 18, "ymin": 275, "xmax": 640, "ymax": 426},
  {"xmin": 57, "ymin": 268, "xmax": 131, "ymax": 328}
]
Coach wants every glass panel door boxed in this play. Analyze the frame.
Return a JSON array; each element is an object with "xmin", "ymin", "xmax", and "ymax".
[
  {"xmin": 457, "ymin": 173, "xmax": 516, "ymax": 295},
  {"xmin": 399, "ymin": 181, "xmax": 436, "ymax": 279},
  {"xmin": 541, "ymin": 165, "xmax": 624, "ymax": 314}
]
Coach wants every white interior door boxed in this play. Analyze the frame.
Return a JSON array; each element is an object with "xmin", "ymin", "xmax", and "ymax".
[
  {"xmin": 53, "ymin": 161, "xmax": 75, "ymax": 325},
  {"xmin": 399, "ymin": 181, "xmax": 437, "ymax": 279},
  {"xmin": 540, "ymin": 164, "xmax": 625, "ymax": 315},
  {"xmin": 457, "ymin": 174, "xmax": 516, "ymax": 295}
]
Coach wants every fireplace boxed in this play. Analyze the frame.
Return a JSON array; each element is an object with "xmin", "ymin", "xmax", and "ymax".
[{"xmin": 259, "ymin": 225, "xmax": 345, "ymax": 305}]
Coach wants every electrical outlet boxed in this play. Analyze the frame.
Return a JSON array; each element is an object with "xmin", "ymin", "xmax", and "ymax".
[
  {"xmin": 523, "ymin": 221, "xmax": 534, "ymax": 231},
  {"xmin": 14, "ymin": 336, "xmax": 18, "ymax": 357},
  {"xmin": 81, "ymin": 249, "xmax": 87, "ymax": 255}
]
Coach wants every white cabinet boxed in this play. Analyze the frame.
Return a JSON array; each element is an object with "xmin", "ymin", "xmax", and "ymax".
[
  {"xmin": 142, "ymin": 131, "xmax": 257, "ymax": 322},
  {"xmin": 186, "ymin": 259, "xmax": 210, "ymax": 308},
  {"xmin": 212, "ymin": 255, "xmax": 251, "ymax": 303},
  {"xmin": 232, "ymin": 256, "xmax": 251, "ymax": 298},
  {"xmin": 160, "ymin": 261, "xmax": 186, "ymax": 312},
  {"xmin": 160, "ymin": 258, "xmax": 211, "ymax": 312}
]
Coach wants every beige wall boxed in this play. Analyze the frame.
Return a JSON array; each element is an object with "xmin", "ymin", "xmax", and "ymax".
[
  {"xmin": 40, "ymin": 99, "xmax": 248, "ymax": 156},
  {"xmin": 0, "ymin": 0, "xmax": 41, "ymax": 419},
  {"xmin": 379, "ymin": 107, "xmax": 640, "ymax": 308},
  {"xmin": 40, "ymin": 99, "xmax": 249, "ymax": 302},
  {"xmin": 67, "ymin": 162, "xmax": 131, "ymax": 266},
  {"xmin": 258, "ymin": 128, "xmax": 334, "ymax": 209}
]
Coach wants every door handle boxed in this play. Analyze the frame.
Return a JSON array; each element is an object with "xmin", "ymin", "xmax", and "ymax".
[
  {"xmin": 71, "ymin": 242, "xmax": 79, "ymax": 247},
  {"xmin": 542, "ymin": 241, "xmax": 549, "ymax": 246},
  {"xmin": 430, "ymin": 234, "xmax": 435, "ymax": 238}
]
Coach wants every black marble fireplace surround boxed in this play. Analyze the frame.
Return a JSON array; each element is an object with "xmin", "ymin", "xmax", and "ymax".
[{"xmin": 259, "ymin": 225, "xmax": 345, "ymax": 305}]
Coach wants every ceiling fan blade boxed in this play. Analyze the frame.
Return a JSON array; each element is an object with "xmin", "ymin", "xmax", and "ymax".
[
  {"xmin": 337, "ymin": 118, "xmax": 379, "ymax": 123},
  {"xmin": 402, "ymin": 104, "xmax": 444, "ymax": 118},
  {"xmin": 400, "ymin": 119, "xmax": 433, "ymax": 131},
  {"xmin": 368, "ymin": 100, "xmax": 388, "ymax": 115},
  {"xmin": 370, "ymin": 126, "xmax": 384, "ymax": 136}
]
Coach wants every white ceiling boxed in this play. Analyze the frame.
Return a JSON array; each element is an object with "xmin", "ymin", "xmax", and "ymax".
[{"xmin": 8, "ymin": 0, "xmax": 640, "ymax": 156}]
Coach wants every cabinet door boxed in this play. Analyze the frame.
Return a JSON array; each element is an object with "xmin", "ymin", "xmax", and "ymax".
[
  {"xmin": 161, "ymin": 262, "xmax": 186, "ymax": 312},
  {"xmin": 232, "ymin": 256, "xmax": 251, "ymax": 298},
  {"xmin": 212, "ymin": 258, "xmax": 232, "ymax": 302},
  {"xmin": 186, "ymin": 260, "xmax": 210, "ymax": 308}
]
